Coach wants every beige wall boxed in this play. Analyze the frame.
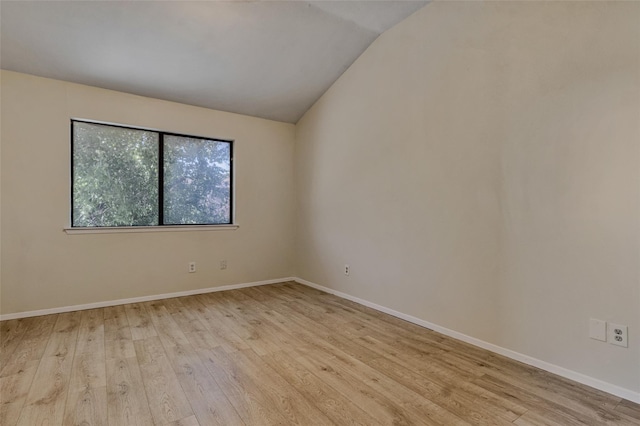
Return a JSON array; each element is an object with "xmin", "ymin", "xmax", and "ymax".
[
  {"xmin": 295, "ymin": 1, "xmax": 640, "ymax": 394},
  {"xmin": 0, "ymin": 70, "xmax": 295, "ymax": 314}
]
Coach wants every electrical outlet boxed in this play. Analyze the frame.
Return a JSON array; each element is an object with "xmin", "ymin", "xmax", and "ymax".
[
  {"xmin": 608, "ymin": 324, "xmax": 628, "ymax": 348},
  {"xmin": 344, "ymin": 264, "xmax": 350, "ymax": 276},
  {"xmin": 220, "ymin": 260, "xmax": 227, "ymax": 270},
  {"xmin": 589, "ymin": 318, "xmax": 607, "ymax": 342},
  {"xmin": 188, "ymin": 262, "xmax": 196, "ymax": 273}
]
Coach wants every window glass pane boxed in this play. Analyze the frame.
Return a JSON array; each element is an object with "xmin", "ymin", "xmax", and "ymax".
[
  {"xmin": 73, "ymin": 122, "xmax": 159, "ymax": 226},
  {"xmin": 164, "ymin": 136, "xmax": 231, "ymax": 225}
]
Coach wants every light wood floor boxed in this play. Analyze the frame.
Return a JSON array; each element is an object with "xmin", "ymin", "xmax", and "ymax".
[{"xmin": 1, "ymin": 282, "xmax": 639, "ymax": 425}]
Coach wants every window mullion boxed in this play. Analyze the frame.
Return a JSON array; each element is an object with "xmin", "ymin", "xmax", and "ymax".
[{"xmin": 158, "ymin": 133, "xmax": 164, "ymax": 225}]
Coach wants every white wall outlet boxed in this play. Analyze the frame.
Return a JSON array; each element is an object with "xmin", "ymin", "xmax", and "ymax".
[
  {"xmin": 344, "ymin": 264, "xmax": 350, "ymax": 276},
  {"xmin": 589, "ymin": 318, "xmax": 607, "ymax": 341},
  {"xmin": 220, "ymin": 260, "xmax": 227, "ymax": 270},
  {"xmin": 188, "ymin": 262, "xmax": 196, "ymax": 273},
  {"xmin": 608, "ymin": 323, "xmax": 628, "ymax": 348}
]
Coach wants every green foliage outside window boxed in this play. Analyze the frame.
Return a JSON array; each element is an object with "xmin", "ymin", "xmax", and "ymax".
[{"xmin": 72, "ymin": 121, "xmax": 232, "ymax": 227}]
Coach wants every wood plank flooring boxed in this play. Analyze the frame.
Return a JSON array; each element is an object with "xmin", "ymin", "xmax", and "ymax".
[{"xmin": 1, "ymin": 282, "xmax": 639, "ymax": 425}]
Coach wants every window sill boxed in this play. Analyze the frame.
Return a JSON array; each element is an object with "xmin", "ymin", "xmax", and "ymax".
[{"xmin": 64, "ymin": 224, "xmax": 239, "ymax": 235}]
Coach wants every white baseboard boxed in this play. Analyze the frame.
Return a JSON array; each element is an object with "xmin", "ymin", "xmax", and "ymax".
[
  {"xmin": 294, "ymin": 277, "xmax": 640, "ymax": 404},
  {"xmin": 0, "ymin": 277, "xmax": 296, "ymax": 321}
]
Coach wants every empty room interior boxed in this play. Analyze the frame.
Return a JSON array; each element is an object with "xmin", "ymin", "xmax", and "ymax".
[{"xmin": 1, "ymin": 1, "xmax": 640, "ymax": 425}]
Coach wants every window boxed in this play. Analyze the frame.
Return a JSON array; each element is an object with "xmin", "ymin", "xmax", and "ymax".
[{"xmin": 71, "ymin": 120, "xmax": 232, "ymax": 227}]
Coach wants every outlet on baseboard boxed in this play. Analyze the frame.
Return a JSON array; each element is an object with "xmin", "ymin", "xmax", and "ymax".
[{"xmin": 609, "ymin": 323, "xmax": 628, "ymax": 348}]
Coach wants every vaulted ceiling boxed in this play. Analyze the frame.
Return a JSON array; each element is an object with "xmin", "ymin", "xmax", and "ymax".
[{"xmin": 1, "ymin": 1, "xmax": 428, "ymax": 123}]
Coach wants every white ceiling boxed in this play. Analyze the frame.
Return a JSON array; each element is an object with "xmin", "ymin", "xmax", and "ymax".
[{"xmin": 0, "ymin": 1, "xmax": 428, "ymax": 123}]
